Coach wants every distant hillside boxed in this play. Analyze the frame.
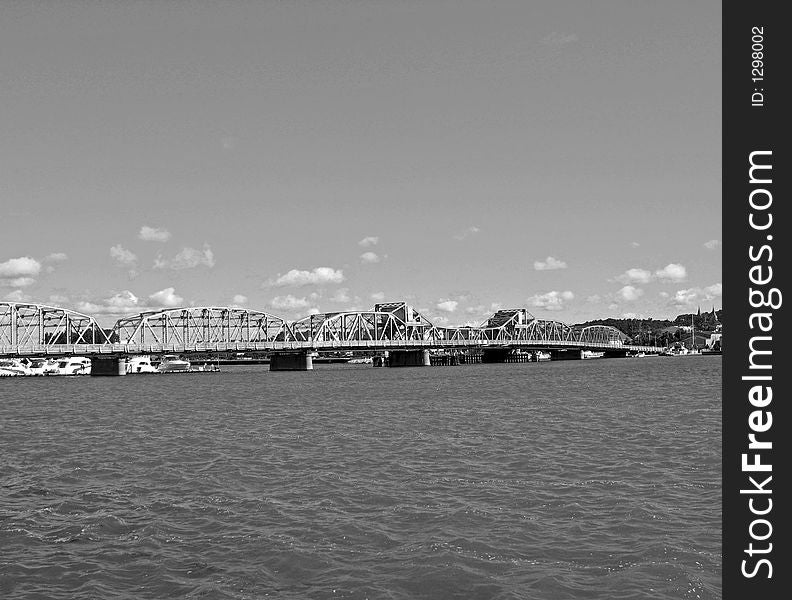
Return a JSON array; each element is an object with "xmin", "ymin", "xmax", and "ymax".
[{"xmin": 576, "ymin": 309, "xmax": 723, "ymax": 346}]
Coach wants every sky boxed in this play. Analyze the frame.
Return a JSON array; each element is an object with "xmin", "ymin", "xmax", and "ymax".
[{"xmin": 0, "ymin": 0, "xmax": 721, "ymax": 327}]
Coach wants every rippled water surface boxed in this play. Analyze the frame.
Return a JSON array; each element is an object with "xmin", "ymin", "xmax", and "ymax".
[{"xmin": 1, "ymin": 357, "xmax": 721, "ymax": 599}]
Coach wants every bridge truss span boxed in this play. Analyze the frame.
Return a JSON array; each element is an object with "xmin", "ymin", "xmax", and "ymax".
[
  {"xmin": 0, "ymin": 302, "xmax": 111, "ymax": 354},
  {"xmin": 112, "ymin": 307, "xmax": 292, "ymax": 347}
]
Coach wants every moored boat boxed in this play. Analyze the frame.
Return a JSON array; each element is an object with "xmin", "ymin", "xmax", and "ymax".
[
  {"xmin": 127, "ymin": 355, "xmax": 158, "ymax": 374},
  {"xmin": 156, "ymin": 355, "xmax": 191, "ymax": 372},
  {"xmin": 581, "ymin": 350, "xmax": 605, "ymax": 360}
]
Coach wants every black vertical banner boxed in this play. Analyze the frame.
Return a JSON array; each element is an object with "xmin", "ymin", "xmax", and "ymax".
[{"xmin": 723, "ymin": 2, "xmax": 790, "ymax": 598}]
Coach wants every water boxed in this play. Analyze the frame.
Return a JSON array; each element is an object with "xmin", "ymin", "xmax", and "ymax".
[{"xmin": 1, "ymin": 357, "xmax": 721, "ymax": 599}]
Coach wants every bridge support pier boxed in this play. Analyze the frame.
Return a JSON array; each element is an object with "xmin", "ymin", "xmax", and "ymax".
[
  {"xmin": 387, "ymin": 349, "xmax": 431, "ymax": 367},
  {"xmin": 270, "ymin": 351, "xmax": 315, "ymax": 371},
  {"xmin": 91, "ymin": 356, "xmax": 128, "ymax": 376},
  {"xmin": 482, "ymin": 348, "xmax": 510, "ymax": 363}
]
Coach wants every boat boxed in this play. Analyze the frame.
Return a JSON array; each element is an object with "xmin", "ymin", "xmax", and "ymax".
[
  {"xmin": 26, "ymin": 358, "xmax": 60, "ymax": 375},
  {"xmin": 54, "ymin": 357, "xmax": 92, "ymax": 375},
  {"xmin": 127, "ymin": 355, "xmax": 158, "ymax": 374},
  {"xmin": 0, "ymin": 359, "xmax": 32, "ymax": 377},
  {"xmin": 156, "ymin": 355, "xmax": 191, "ymax": 372},
  {"xmin": 627, "ymin": 351, "xmax": 646, "ymax": 358},
  {"xmin": 581, "ymin": 350, "xmax": 605, "ymax": 360},
  {"xmin": 348, "ymin": 357, "xmax": 373, "ymax": 364},
  {"xmin": 534, "ymin": 351, "xmax": 551, "ymax": 362}
]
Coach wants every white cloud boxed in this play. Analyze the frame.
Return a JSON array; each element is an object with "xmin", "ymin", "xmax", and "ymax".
[
  {"xmin": 139, "ymin": 226, "xmax": 172, "ymax": 242},
  {"xmin": 360, "ymin": 252, "xmax": 381, "ymax": 264},
  {"xmin": 76, "ymin": 290, "xmax": 140, "ymax": 315},
  {"xmin": 45, "ymin": 252, "xmax": 68, "ymax": 262},
  {"xmin": 704, "ymin": 283, "xmax": 723, "ymax": 297},
  {"xmin": 358, "ymin": 236, "xmax": 379, "ymax": 247},
  {"xmin": 330, "ymin": 288, "xmax": 351, "ymax": 303},
  {"xmin": 148, "ymin": 287, "xmax": 184, "ymax": 308},
  {"xmin": 453, "ymin": 226, "xmax": 481, "ymax": 241},
  {"xmin": 0, "ymin": 257, "xmax": 42, "ymax": 285},
  {"xmin": 307, "ymin": 307, "xmax": 321, "ymax": 315},
  {"xmin": 630, "ymin": 241, "xmax": 641, "ymax": 248},
  {"xmin": 436, "ymin": 300, "xmax": 459, "ymax": 313},
  {"xmin": 270, "ymin": 295, "xmax": 310, "ymax": 311},
  {"xmin": 616, "ymin": 286, "xmax": 644, "ymax": 302},
  {"xmin": 615, "ymin": 268, "xmax": 652, "ymax": 285},
  {"xmin": 232, "ymin": 294, "xmax": 248, "ymax": 306},
  {"xmin": 533, "ymin": 256, "xmax": 567, "ymax": 271},
  {"xmin": 110, "ymin": 245, "xmax": 137, "ymax": 267},
  {"xmin": 370, "ymin": 291, "xmax": 385, "ymax": 301},
  {"xmin": 270, "ymin": 267, "xmax": 344, "ymax": 287},
  {"xmin": 4, "ymin": 289, "xmax": 29, "ymax": 302},
  {"xmin": 703, "ymin": 239, "xmax": 720, "ymax": 249},
  {"xmin": 154, "ymin": 244, "xmax": 215, "ymax": 270},
  {"xmin": 528, "ymin": 290, "xmax": 574, "ymax": 311},
  {"xmin": 49, "ymin": 294, "xmax": 70, "ymax": 305},
  {"xmin": 668, "ymin": 283, "xmax": 722, "ymax": 308},
  {"xmin": 586, "ymin": 295, "xmax": 602, "ymax": 303},
  {"xmin": 655, "ymin": 263, "xmax": 687, "ymax": 282}
]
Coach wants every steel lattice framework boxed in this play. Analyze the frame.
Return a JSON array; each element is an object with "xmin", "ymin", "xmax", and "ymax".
[
  {"xmin": 0, "ymin": 302, "xmax": 111, "ymax": 353},
  {"xmin": 0, "ymin": 300, "xmax": 643, "ymax": 356},
  {"xmin": 112, "ymin": 307, "xmax": 292, "ymax": 346}
]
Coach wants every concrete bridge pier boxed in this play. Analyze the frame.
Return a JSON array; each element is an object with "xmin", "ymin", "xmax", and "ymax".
[
  {"xmin": 482, "ymin": 348, "xmax": 510, "ymax": 363},
  {"xmin": 91, "ymin": 356, "xmax": 128, "ymax": 376},
  {"xmin": 270, "ymin": 351, "xmax": 316, "ymax": 371},
  {"xmin": 387, "ymin": 349, "xmax": 431, "ymax": 367}
]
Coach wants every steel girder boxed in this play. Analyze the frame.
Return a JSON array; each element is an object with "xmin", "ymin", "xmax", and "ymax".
[
  {"xmin": 111, "ymin": 307, "xmax": 292, "ymax": 346},
  {"xmin": 290, "ymin": 309, "xmax": 442, "ymax": 344},
  {"xmin": 0, "ymin": 302, "xmax": 111, "ymax": 352},
  {"xmin": 575, "ymin": 325, "xmax": 628, "ymax": 346}
]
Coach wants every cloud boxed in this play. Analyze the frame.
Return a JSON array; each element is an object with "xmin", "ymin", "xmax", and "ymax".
[
  {"xmin": 533, "ymin": 256, "xmax": 567, "ymax": 271},
  {"xmin": 528, "ymin": 290, "xmax": 574, "ymax": 311},
  {"xmin": 436, "ymin": 300, "xmax": 459, "ymax": 313},
  {"xmin": 541, "ymin": 32, "xmax": 579, "ymax": 46},
  {"xmin": 586, "ymin": 295, "xmax": 602, "ymax": 303},
  {"xmin": 630, "ymin": 242, "xmax": 641, "ymax": 248},
  {"xmin": 616, "ymin": 286, "xmax": 644, "ymax": 302},
  {"xmin": 360, "ymin": 252, "xmax": 381, "ymax": 264},
  {"xmin": 668, "ymin": 283, "xmax": 723, "ymax": 308},
  {"xmin": 269, "ymin": 267, "xmax": 344, "ymax": 287},
  {"xmin": 358, "ymin": 236, "xmax": 379, "ymax": 247},
  {"xmin": 0, "ymin": 256, "xmax": 41, "ymax": 278},
  {"xmin": 270, "ymin": 295, "xmax": 311, "ymax": 311},
  {"xmin": 370, "ymin": 291, "xmax": 385, "ymax": 302},
  {"xmin": 45, "ymin": 252, "xmax": 68, "ymax": 262},
  {"xmin": 330, "ymin": 288, "xmax": 351, "ymax": 303},
  {"xmin": 232, "ymin": 294, "xmax": 248, "ymax": 306},
  {"xmin": 138, "ymin": 226, "xmax": 172, "ymax": 242},
  {"xmin": 453, "ymin": 226, "xmax": 480, "ymax": 241},
  {"xmin": 4, "ymin": 289, "xmax": 30, "ymax": 302},
  {"xmin": 0, "ymin": 257, "xmax": 41, "ymax": 287},
  {"xmin": 703, "ymin": 239, "xmax": 720, "ymax": 250},
  {"xmin": 655, "ymin": 263, "xmax": 687, "ymax": 282},
  {"xmin": 615, "ymin": 268, "xmax": 652, "ymax": 285},
  {"xmin": 307, "ymin": 307, "xmax": 321, "ymax": 315},
  {"xmin": 110, "ymin": 245, "xmax": 137, "ymax": 267},
  {"xmin": 76, "ymin": 290, "xmax": 140, "ymax": 315},
  {"xmin": 154, "ymin": 244, "xmax": 215, "ymax": 270},
  {"xmin": 148, "ymin": 287, "xmax": 184, "ymax": 308}
]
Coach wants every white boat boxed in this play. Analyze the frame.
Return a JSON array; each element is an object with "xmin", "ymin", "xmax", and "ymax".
[
  {"xmin": 157, "ymin": 355, "xmax": 191, "ymax": 372},
  {"xmin": 26, "ymin": 358, "xmax": 61, "ymax": 375},
  {"xmin": 55, "ymin": 357, "xmax": 92, "ymax": 375},
  {"xmin": 581, "ymin": 350, "xmax": 605, "ymax": 360},
  {"xmin": 127, "ymin": 355, "xmax": 158, "ymax": 374},
  {"xmin": 348, "ymin": 357, "xmax": 373, "ymax": 364},
  {"xmin": 0, "ymin": 359, "xmax": 32, "ymax": 377},
  {"xmin": 534, "ymin": 351, "xmax": 551, "ymax": 362}
]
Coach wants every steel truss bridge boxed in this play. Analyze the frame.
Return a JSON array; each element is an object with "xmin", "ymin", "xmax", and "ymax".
[{"xmin": 1, "ymin": 301, "xmax": 656, "ymax": 357}]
